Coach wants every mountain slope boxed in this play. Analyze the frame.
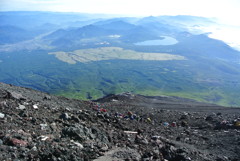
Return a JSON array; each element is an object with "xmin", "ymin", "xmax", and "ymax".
[
  {"xmin": 0, "ymin": 82, "xmax": 239, "ymax": 160},
  {"xmin": 0, "ymin": 25, "xmax": 37, "ymax": 44}
]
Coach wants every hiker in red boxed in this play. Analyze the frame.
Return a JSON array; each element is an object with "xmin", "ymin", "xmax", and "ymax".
[{"xmin": 100, "ymin": 108, "xmax": 107, "ymax": 112}]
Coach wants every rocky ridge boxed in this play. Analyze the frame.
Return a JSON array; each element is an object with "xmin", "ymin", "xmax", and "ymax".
[{"xmin": 0, "ymin": 82, "xmax": 240, "ymax": 161}]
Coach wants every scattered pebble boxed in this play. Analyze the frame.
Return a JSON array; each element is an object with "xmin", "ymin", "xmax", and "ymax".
[
  {"xmin": 0, "ymin": 112, "xmax": 5, "ymax": 118},
  {"xmin": 33, "ymin": 104, "xmax": 38, "ymax": 109},
  {"xmin": 17, "ymin": 105, "xmax": 26, "ymax": 110},
  {"xmin": 0, "ymin": 83, "xmax": 239, "ymax": 161}
]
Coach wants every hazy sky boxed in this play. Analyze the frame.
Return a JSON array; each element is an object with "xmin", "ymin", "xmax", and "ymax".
[
  {"xmin": 0, "ymin": 0, "xmax": 240, "ymax": 49},
  {"xmin": 0, "ymin": 0, "xmax": 239, "ymax": 25}
]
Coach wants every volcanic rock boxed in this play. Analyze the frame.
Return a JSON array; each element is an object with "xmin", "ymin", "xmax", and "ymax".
[{"xmin": 0, "ymin": 82, "xmax": 240, "ymax": 161}]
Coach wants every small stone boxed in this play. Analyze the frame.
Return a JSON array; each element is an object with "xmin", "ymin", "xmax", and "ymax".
[
  {"xmin": 0, "ymin": 89, "xmax": 11, "ymax": 98},
  {"xmin": 71, "ymin": 140, "xmax": 84, "ymax": 149},
  {"xmin": 43, "ymin": 95, "xmax": 51, "ymax": 100},
  {"xmin": 19, "ymin": 111, "xmax": 28, "ymax": 117},
  {"xmin": 18, "ymin": 105, "xmax": 26, "ymax": 110},
  {"xmin": 100, "ymin": 144, "xmax": 108, "ymax": 151},
  {"xmin": 39, "ymin": 135, "xmax": 49, "ymax": 141},
  {"xmin": 180, "ymin": 114, "xmax": 188, "ymax": 120},
  {"xmin": 60, "ymin": 113, "xmax": 70, "ymax": 120},
  {"xmin": 11, "ymin": 92, "xmax": 24, "ymax": 100},
  {"xmin": 152, "ymin": 136, "xmax": 160, "ymax": 140},
  {"xmin": 176, "ymin": 136, "xmax": 181, "ymax": 141},
  {"xmin": 0, "ymin": 112, "xmax": 5, "ymax": 118},
  {"xmin": 50, "ymin": 122, "xmax": 57, "ymax": 130},
  {"xmin": 205, "ymin": 115, "xmax": 214, "ymax": 121},
  {"xmin": 0, "ymin": 139, "xmax": 3, "ymax": 145},
  {"xmin": 40, "ymin": 123, "xmax": 48, "ymax": 130},
  {"xmin": 10, "ymin": 138, "xmax": 28, "ymax": 147},
  {"xmin": 65, "ymin": 108, "xmax": 71, "ymax": 112},
  {"xmin": 31, "ymin": 146, "xmax": 37, "ymax": 151},
  {"xmin": 33, "ymin": 104, "xmax": 38, "ymax": 109},
  {"xmin": 181, "ymin": 121, "xmax": 188, "ymax": 127}
]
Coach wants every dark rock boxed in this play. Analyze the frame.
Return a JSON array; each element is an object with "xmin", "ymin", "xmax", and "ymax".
[
  {"xmin": 71, "ymin": 115, "xmax": 80, "ymax": 123},
  {"xmin": 176, "ymin": 136, "xmax": 181, "ymax": 141},
  {"xmin": 0, "ymin": 89, "xmax": 11, "ymax": 99},
  {"xmin": 205, "ymin": 115, "xmax": 214, "ymax": 121},
  {"xmin": 62, "ymin": 124, "xmax": 93, "ymax": 141},
  {"xmin": 18, "ymin": 111, "xmax": 28, "ymax": 117},
  {"xmin": 43, "ymin": 95, "xmax": 51, "ymax": 100},
  {"xmin": 181, "ymin": 121, "xmax": 188, "ymax": 127},
  {"xmin": 180, "ymin": 113, "xmax": 189, "ymax": 120}
]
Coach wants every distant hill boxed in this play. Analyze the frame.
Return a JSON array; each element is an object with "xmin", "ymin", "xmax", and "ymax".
[
  {"xmin": 0, "ymin": 25, "xmax": 37, "ymax": 44},
  {"xmin": 94, "ymin": 20, "xmax": 136, "ymax": 30}
]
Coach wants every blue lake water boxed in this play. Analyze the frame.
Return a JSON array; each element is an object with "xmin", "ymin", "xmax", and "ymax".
[{"xmin": 135, "ymin": 36, "xmax": 178, "ymax": 46}]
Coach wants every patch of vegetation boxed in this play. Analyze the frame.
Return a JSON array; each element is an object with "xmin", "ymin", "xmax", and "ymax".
[{"xmin": 0, "ymin": 48, "xmax": 240, "ymax": 107}]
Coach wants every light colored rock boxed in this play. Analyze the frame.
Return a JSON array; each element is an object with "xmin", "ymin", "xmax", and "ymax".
[
  {"xmin": 18, "ymin": 105, "xmax": 26, "ymax": 110},
  {"xmin": 0, "ymin": 112, "xmax": 5, "ymax": 118},
  {"xmin": 33, "ymin": 104, "xmax": 38, "ymax": 109},
  {"xmin": 71, "ymin": 140, "xmax": 84, "ymax": 149},
  {"xmin": 11, "ymin": 92, "xmax": 24, "ymax": 100},
  {"xmin": 40, "ymin": 124, "xmax": 48, "ymax": 130}
]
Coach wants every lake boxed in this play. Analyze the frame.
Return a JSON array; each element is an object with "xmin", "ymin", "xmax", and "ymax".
[{"xmin": 135, "ymin": 36, "xmax": 178, "ymax": 46}]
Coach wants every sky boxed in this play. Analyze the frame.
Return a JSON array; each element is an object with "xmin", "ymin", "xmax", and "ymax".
[{"xmin": 0, "ymin": 0, "xmax": 240, "ymax": 25}]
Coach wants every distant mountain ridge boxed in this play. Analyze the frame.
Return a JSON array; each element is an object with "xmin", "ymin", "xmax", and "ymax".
[{"xmin": 0, "ymin": 11, "xmax": 240, "ymax": 106}]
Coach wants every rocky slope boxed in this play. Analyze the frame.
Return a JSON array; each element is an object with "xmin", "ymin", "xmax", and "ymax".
[{"xmin": 0, "ymin": 82, "xmax": 240, "ymax": 161}]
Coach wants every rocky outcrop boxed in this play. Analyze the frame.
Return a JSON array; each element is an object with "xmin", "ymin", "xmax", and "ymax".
[{"xmin": 0, "ymin": 82, "xmax": 239, "ymax": 160}]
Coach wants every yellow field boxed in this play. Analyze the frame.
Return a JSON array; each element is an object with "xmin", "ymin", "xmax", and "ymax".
[{"xmin": 49, "ymin": 47, "xmax": 185, "ymax": 64}]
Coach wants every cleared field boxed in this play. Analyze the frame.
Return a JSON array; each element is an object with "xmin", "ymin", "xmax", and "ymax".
[{"xmin": 49, "ymin": 47, "xmax": 185, "ymax": 64}]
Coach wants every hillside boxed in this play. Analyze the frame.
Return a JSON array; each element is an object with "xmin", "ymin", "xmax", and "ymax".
[{"xmin": 0, "ymin": 82, "xmax": 240, "ymax": 160}]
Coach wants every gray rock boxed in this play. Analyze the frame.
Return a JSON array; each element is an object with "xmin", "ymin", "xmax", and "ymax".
[
  {"xmin": 0, "ymin": 89, "xmax": 11, "ymax": 98},
  {"xmin": 43, "ymin": 95, "xmax": 51, "ymax": 100},
  {"xmin": 18, "ymin": 105, "xmax": 26, "ymax": 110},
  {"xmin": 71, "ymin": 140, "xmax": 84, "ymax": 149},
  {"xmin": 40, "ymin": 124, "xmax": 48, "ymax": 130},
  {"xmin": 0, "ymin": 112, "xmax": 5, "ymax": 118},
  {"xmin": 62, "ymin": 124, "xmax": 88, "ymax": 141},
  {"xmin": 62, "ymin": 124, "xmax": 109, "ymax": 143},
  {"xmin": 60, "ymin": 113, "xmax": 70, "ymax": 120},
  {"xmin": 0, "ymin": 139, "xmax": 3, "ymax": 145},
  {"xmin": 11, "ymin": 92, "xmax": 25, "ymax": 100},
  {"xmin": 205, "ymin": 115, "xmax": 214, "ymax": 121}
]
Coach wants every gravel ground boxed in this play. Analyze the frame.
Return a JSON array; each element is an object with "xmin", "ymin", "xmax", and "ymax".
[{"xmin": 0, "ymin": 82, "xmax": 240, "ymax": 161}]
